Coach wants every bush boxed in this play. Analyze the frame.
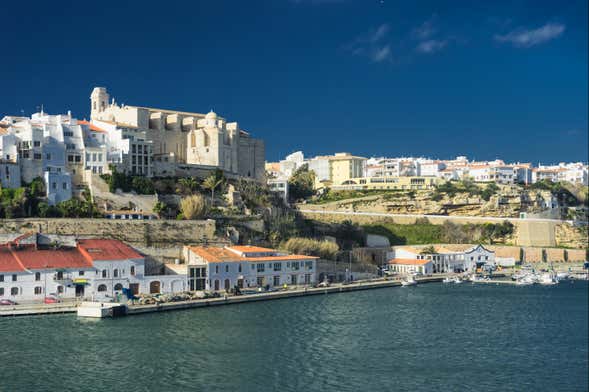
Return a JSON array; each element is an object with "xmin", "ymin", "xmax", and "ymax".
[
  {"xmin": 282, "ymin": 237, "xmax": 339, "ymax": 260},
  {"xmin": 288, "ymin": 164, "xmax": 315, "ymax": 201},
  {"xmin": 180, "ymin": 194, "xmax": 208, "ymax": 219}
]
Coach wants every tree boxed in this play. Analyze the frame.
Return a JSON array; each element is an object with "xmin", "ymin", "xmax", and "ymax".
[
  {"xmin": 420, "ymin": 245, "xmax": 436, "ymax": 254},
  {"xmin": 335, "ymin": 220, "xmax": 365, "ymax": 250},
  {"xmin": 288, "ymin": 164, "xmax": 316, "ymax": 201},
  {"xmin": 202, "ymin": 170, "xmax": 226, "ymax": 207},
  {"xmin": 180, "ymin": 194, "xmax": 208, "ymax": 220},
  {"xmin": 177, "ymin": 177, "xmax": 198, "ymax": 195},
  {"xmin": 153, "ymin": 201, "xmax": 167, "ymax": 216}
]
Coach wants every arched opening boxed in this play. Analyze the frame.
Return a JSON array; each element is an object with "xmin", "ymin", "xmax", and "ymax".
[
  {"xmin": 224, "ymin": 279, "xmax": 230, "ymax": 291},
  {"xmin": 35, "ymin": 272, "xmax": 41, "ymax": 281},
  {"xmin": 214, "ymin": 279, "xmax": 220, "ymax": 291},
  {"xmin": 102, "ymin": 270, "xmax": 107, "ymax": 278},
  {"xmin": 130, "ymin": 266, "xmax": 136, "ymax": 276},
  {"xmin": 34, "ymin": 287, "xmax": 43, "ymax": 295},
  {"xmin": 114, "ymin": 283, "xmax": 123, "ymax": 291},
  {"xmin": 10, "ymin": 287, "xmax": 19, "ymax": 296},
  {"xmin": 113, "ymin": 269, "xmax": 119, "ymax": 278},
  {"xmin": 97, "ymin": 284, "xmax": 107, "ymax": 292},
  {"xmin": 149, "ymin": 281, "xmax": 161, "ymax": 294},
  {"xmin": 57, "ymin": 285, "xmax": 64, "ymax": 294}
]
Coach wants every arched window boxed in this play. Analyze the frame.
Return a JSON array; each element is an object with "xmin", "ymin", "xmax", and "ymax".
[
  {"xmin": 102, "ymin": 270, "xmax": 107, "ymax": 278},
  {"xmin": 97, "ymin": 284, "xmax": 107, "ymax": 292},
  {"xmin": 35, "ymin": 272, "xmax": 41, "ymax": 281},
  {"xmin": 113, "ymin": 269, "xmax": 119, "ymax": 278},
  {"xmin": 114, "ymin": 283, "xmax": 123, "ymax": 291},
  {"xmin": 214, "ymin": 280, "xmax": 220, "ymax": 291},
  {"xmin": 130, "ymin": 266, "xmax": 136, "ymax": 276},
  {"xmin": 224, "ymin": 279, "xmax": 230, "ymax": 291},
  {"xmin": 34, "ymin": 287, "xmax": 43, "ymax": 295},
  {"xmin": 57, "ymin": 285, "xmax": 64, "ymax": 294},
  {"xmin": 10, "ymin": 287, "xmax": 19, "ymax": 296},
  {"xmin": 225, "ymin": 265, "xmax": 229, "ymax": 273}
]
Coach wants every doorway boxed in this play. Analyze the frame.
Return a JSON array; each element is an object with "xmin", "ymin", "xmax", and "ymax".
[
  {"xmin": 75, "ymin": 284, "xmax": 85, "ymax": 297},
  {"xmin": 149, "ymin": 281, "xmax": 161, "ymax": 294}
]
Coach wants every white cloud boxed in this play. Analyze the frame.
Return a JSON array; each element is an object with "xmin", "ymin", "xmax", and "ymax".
[
  {"xmin": 416, "ymin": 39, "xmax": 447, "ymax": 54},
  {"xmin": 412, "ymin": 17, "xmax": 437, "ymax": 40},
  {"xmin": 372, "ymin": 45, "xmax": 392, "ymax": 62},
  {"xmin": 345, "ymin": 24, "xmax": 393, "ymax": 63},
  {"xmin": 494, "ymin": 23, "xmax": 565, "ymax": 48}
]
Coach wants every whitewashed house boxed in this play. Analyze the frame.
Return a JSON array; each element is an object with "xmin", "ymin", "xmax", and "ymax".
[
  {"xmin": 386, "ymin": 258, "xmax": 433, "ymax": 275},
  {"xmin": 389, "ymin": 244, "xmax": 495, "ymax": 273},
  {"xmin": 183, "ymin": 245, "xmax": 318, "ymax": 291},
  {"xmin": 0, "ymin": 234, "xmax": 186, "ymax": 303}
]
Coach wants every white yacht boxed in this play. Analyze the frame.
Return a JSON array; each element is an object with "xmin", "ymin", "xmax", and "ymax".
[
  {"xmin": 539, "ymin": 272, "xmax": 558, "ymax": 285},
  {"xmin": 443, "ymin": 277, "xmax": 453, "ymax": 283},
  {"xmin": 401, "ymin": 276, "xmax": 417, "ymax": 286},
  {"xmin": 453, "ymin": 277, "xmax": 462, "ymax": 284}
]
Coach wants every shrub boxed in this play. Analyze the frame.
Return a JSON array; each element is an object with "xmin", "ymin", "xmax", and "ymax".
[
  {"xmin": 288, "ymin": 164, "xmax": 316, "ymax": 201},
  {"xmin": 180, "ymin": 194, "xmax": 208, "ymax": 219},
  {"xmin": 282, "ymin": 237, "xmax": 339, "ymax": 260}
]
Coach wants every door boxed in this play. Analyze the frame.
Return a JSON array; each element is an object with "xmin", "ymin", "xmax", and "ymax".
[
  {"xmin": 149, "ymin": 281, "xmax": 160, "ymax": 294},
  {"xmin": 214, "ymin": 280, "xmax": 220, "ymax": 291},
  {"xmin": 291, "ymin": 275, "xmax": 297, "ymax": 285},
  {"xmin": 237, "ymin": 279, "xmax": 244, "ymax": 289},
  {"xmin": 224, "ymin": 279, "xmax": 230, "ymax": 291},
  {"xmin": 129, "ymin": 283, "xmax": 140, "ymax": 295},
  {"xmin": 75, "ymin": 285, "xmax": 85, "ymax": 297}
]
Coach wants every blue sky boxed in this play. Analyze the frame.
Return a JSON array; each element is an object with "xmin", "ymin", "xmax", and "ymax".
[{"xmin": 0, "ymin": 0, "xmax": 587, "ymax": 163}]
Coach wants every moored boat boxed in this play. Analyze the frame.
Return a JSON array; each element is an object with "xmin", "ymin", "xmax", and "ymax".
[{"xmin": 401, "ymin": 276, "xmax": 417, "ymax": 286}]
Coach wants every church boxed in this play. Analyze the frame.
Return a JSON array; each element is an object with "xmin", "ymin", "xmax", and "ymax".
[{"xmin": 89, "ymin": 87, "xmax": 265, "ymax": 181}]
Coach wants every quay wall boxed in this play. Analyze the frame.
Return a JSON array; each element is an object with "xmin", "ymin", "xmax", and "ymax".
[{"xmin": 0, "ymin": 218, "xmax": 216, "ymax": 247}]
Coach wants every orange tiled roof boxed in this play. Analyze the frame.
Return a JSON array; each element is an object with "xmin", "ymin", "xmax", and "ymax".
[
  {"xmin": 188, "ymin": 246, "xmax": 317, "ymax": 263},
  {"xmin": 388, "ymin": 258, "xmax": 431, "ymax": 265},
  {"xmin": 78, "ymin": 120, "xmax": 107, "ymax": 133}
]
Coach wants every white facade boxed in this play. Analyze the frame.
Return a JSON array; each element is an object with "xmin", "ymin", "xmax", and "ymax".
[
  {"xmin": 390, "ymin": 245, "xmax": 495, "ymax": 273},
  {"xmin": 183, "ymin": 245, "xmax": 317, "ymax": 291}
]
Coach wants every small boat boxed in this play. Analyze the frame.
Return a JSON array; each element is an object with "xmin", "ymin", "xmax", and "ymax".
[
  {"xmin": 443, "ymin": 277, "xmax": 453, "ymax": 283},
  {"xmin": 556, "ymin": 272, "xmax": 569, "ymax": 281},
  {"xmin": 452, "ymin": 277, "xmax": 462, "ymax": 284},
  {"xmin": 401, "ymin": 276, "xmax": 417, "ymax": 286},
  {"xmin": 539, "ymin": 272, "xmax": 558, "ymax": 285},
  {"xmin": 516, "ymin": 275, "xmax": 536, "ymax": 285}
]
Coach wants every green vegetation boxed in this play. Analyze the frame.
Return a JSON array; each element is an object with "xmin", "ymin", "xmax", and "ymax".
[
  {"xmin": 235, "ymin": 178, "xmax": 274, "ymax": 210},
  {"xmin": 288, "ymin": 164, "xmax": 315, "ymax": 201},
  {"xmin": 432, "ymin": 180, "xmax": 499, "ymax": 201},
  {"xmin": 313, "ymin": 188, "xmax": 385, "ymax": 204},
  {"xmin": 281, "ymin": 237, "xmax": 339, "ymax": 260},
  {"xmin": 100, "ymin": 170, "xmax": 155, "ymax": 194},
  {"xmin": 179, "ymin": 194, "xmax": 208, "ymax": 220},
  {"xmin": 202, "ymin": 169, "xmax": 227, "ymax": 207},
  {"xmin": 363, "ymin": 219, "xmax": 514, "ymax": 246}
]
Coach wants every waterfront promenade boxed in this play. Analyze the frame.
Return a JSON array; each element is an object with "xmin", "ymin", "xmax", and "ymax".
[{"xmin": 0, "ymin": 276, "xmax": 444, "ymax": 318}]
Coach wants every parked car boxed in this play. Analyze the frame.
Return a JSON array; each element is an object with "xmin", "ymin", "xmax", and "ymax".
[
  {"xmin": 44, "ymin": 295, "xmax": 61, "ymax": 304},
  {"xmin": 0, "ymin": 299, "xmax": 17, "ymax": 306}
]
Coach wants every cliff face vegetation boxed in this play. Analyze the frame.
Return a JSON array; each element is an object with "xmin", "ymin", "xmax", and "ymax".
[{"xmin": 302, "ymin": 181, "xmax": 587, "ymax": 218}]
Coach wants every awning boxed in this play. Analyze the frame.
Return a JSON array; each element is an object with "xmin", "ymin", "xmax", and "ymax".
[{"xmin": 73, "ymin": 279, "xmax": 89, "ymax": 285}]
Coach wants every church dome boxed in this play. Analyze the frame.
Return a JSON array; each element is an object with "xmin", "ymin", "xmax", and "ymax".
[{"xmin": 205, "ymin": 110, "xmax": 217, "ymax": 120}]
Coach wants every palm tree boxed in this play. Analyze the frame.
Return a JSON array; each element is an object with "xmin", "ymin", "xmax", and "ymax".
[
  {"xmin": 202, "ymin": 176, "xmax": 224, "ymax": 207},
  {"xmin": 177, "ymin": 177, "xmax": 197, "ymax": 195}
]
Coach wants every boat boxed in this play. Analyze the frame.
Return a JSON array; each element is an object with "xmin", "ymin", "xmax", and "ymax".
[
  {"xmin": 556, "ymin": 272, "xmax": 569, "ymax": 281},
  {"xmin": 539, "ymin": 272, "xmax": 558, "ymax": 285},
  {"xmin": 401, "ymin": 276, "xmax": 417, "ymax": 286},
  {"xmin": 516, "ymin": 275, "xmax": 536, "ymax": 286},
  {"xmin": 443, "ymin": 277, "xmax": 453, "ymax": 283},
  {"xmin": 452, "ymin": 277, "xmax": 462, "ymax": 284}
]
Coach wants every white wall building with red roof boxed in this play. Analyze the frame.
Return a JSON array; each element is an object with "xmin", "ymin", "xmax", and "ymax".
[
  {"xmin": 0, "ymin": 234, "xmax": 186, "ymax": 303},
  {"xmin": 183, "ymin": 245, "xmax": 318, "ymax": 291}
]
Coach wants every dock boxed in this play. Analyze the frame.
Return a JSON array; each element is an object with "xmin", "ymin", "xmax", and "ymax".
[{"xmin": 1, "ymin": 276, "xmax": 444, "ymax": 318}]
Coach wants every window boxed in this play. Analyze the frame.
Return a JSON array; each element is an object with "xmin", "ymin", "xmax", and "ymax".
[
  {"xmin": 35, "ymin": 272, "xmax": 41, "ymax": 281},
  {"xmin": 0, "ymin": 274, "xmax": 3, "ymax": 282},
  {"xmin": 62, "ymin": 182, "xmax": 67, "ymax": 190},
  {"xmin": 304, "ymin": 274, "xmax": 311, "ymax": 284},
  {"xmin": 291, "ymin": 262, "xmax": 300, "ymax": 271},
  {"xmin": 46, "ymin": 153, "xmax": 51, "ymax": 160},
  {"xmin": 57, "ymin": 285, "xmax": 64, "ymax": 294},
  {"xmin": 11, "ymin": 287, "xmax": 19, "ymax": 296},
  {"xmin": 12, "ymin": 274, "xmax": 17, "ymax": 282},
  {"xmin": 114, "ymin": 283, "xmax": 123, "ymax": 291},
  {"xmin": 256, "ymin": 263, "xmax": 265, "ymax": 273},
  {"xmin": 79, "ymin": 271, "xmax": 84, "ymax": 276},
  {"xmin": 130, "ymin": 266, "xmax": 135, "ymax": 276},
  {"xmin": 273, "ymin": 276, "xmax": 280, "ymax": 286},
  {"xmin": 273, "ymin": 263, "xmax": 282, "ymax": 271},
  {"xmin": 305, "ymin": 261, "xmax": 313, "ymax": 271},
  {"xmin": 113, "ymin": 269, "xmax": 119, "ymax": 278},
  {"xmin": 0, "ymin": 288, "xmax": 3, "ymax": 296},
  {"xmin": 97, "ymin": 284, "xmax": 107, "ymax": 292},
  {"xmin": 238, "ymin": 264, "xmax": 242, "ymax": 273},
  {"xmin": 34, "ymin": 286, "xmax": 43, "ymax": 295},
  {"xmin": 102, "ymin": 270, "xmax": 107, "ymax": 278},
  {"xmin": 33, "ymin": 141, "xmax": 41, "ymax": 147},
  {"xmin": 225, "ymin": 265, "xmax": 229, "ymax": 273},
  {"xmin": 215, "ymin": 265, "xmax": 219, "ymax": 274},
  {"xmin": 57, "ymin": 271, "xmax": 63, "ymax": 280},
  {"xmin": 34, "ymin": 153, "xmax": 42, "ymax": 160}
]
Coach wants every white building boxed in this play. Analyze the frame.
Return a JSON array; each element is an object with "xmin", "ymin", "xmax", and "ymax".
[
  {"xmin": 0, "ymin": 234, "xmax": 185, "ymax": 303},
  {"xmin": 389, "ymin": 244, "xmax": 495, "ymax": 273},
  {"xmin": 183, "ymin": 245, "xmax": 318, "ymax": 291},
  {"xmin": 268, "ymin": 178, "xmax": 289, "ymax": 202},
  {"xmin": 386, "ymin": 258, "xmax": 433, "ymax": 275}
]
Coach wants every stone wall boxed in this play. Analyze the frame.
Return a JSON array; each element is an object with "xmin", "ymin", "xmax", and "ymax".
[{"xmin": 0, "ymin": 218, "xmax": 216, "ymax": 247}]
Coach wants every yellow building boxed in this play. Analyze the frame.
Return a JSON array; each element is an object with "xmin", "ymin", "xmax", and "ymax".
[
  {"xmin": 333, "ymin": 175, "xmax": 441, "ymax": 191},
  {"xmin": 307, "ymin": 152, "xmax": 366, "ymax": 189}
]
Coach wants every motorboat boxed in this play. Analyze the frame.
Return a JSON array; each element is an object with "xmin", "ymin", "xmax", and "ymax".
[
  {"xmin": 401, "ymin": 276, "xmax": 417, "ymax": 286},
  {"xmin": 556, "ymin": 272, "xmax": 569, "ymax": 281},
  {"xmin": 516, "ymin": 275, "xmax": 536, "ymax": 285},
  {"xmin": 452, "ymin": 277, "xmax": 462, "ymax": 284},
  {"xmin": 443, "ymin": 277, "xmax": 453, "ymax": 283},
  {"xmin": 539, "ymin": 272, "xmax": 558, "ymax": 285}
]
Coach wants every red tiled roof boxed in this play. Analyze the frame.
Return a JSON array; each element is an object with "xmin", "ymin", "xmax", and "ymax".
[
  {"xmin": 0, "ymin": 246, "xmax": 25, "ymax": 272},
  {"xmin": 10, "ymin": 245, "xmax": 93, "ymax": 270},
  {"xmin": 78, "ymin": 239, "xmax": 143, "ymax": 261},
  {"xmin": 78, "ymin": 120, "xmax": 107, "ymax": 133}
]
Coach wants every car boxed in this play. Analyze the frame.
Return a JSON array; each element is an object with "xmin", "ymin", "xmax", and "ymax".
[
  {"xmin": 44, "ymin": 295, "xmax": 61, "ymax": 304},
  {"xmin": 0, "ymin": 299, "xmax": 17, "ymax": 306}
]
